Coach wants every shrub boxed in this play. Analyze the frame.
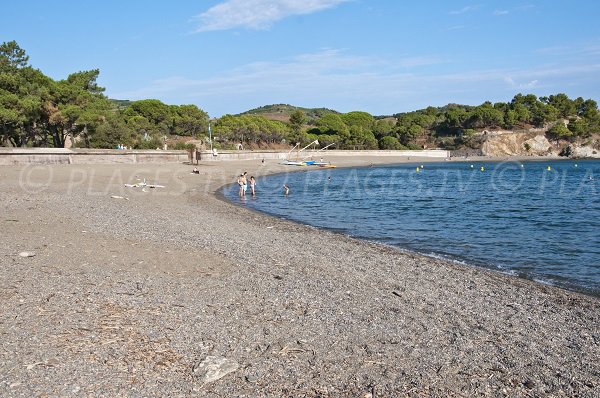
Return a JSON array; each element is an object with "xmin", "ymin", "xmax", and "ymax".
[
  {"xmin": 173, "ymin": 141, "xmax": 196, "ymax": 151},
  {"xmin": 135, "ymin": 137, "xmax": 163, "ymax": 149},
  {"xmin": 559, "ymin": 145, "xmax": 572, "ymax": 157},
  {"xmin": 379, "ymin": 136, "xmax": 402, "ymax": 150}
]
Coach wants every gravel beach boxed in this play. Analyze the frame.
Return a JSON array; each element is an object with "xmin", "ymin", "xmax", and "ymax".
[{"xmin": 1, "ymin": 157, "xmax": 599, "ymax": 397}]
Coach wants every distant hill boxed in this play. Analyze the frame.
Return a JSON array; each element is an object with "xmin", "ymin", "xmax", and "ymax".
[
  {"xmin": 109, "ymin": 99, "xmax": 133, "ymax": 110},
  {"xmin": 239, "ymin": 104, "xmax": 339, "ymax": 123}
]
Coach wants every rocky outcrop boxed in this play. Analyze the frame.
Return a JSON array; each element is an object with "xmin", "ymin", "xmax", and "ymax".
[
  {"xmin": 481, "ymin": 131, "xmax": 554, "ymax": 156},
  {"xmin": 480, "ymin": 129, "xmax": 600, "ymax": 158},
  {"xmin": 568, "ymin": 144, "xmax": 600, "ymax": 158},
  {"xmin": 523, "ymin": 135, "xmax": 553, "ymax": 153}
]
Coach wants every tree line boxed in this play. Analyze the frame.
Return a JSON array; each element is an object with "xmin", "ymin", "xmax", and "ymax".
[
  {"xmin": 1, "ymin": 40, "xmax": 598, "ymax": 150},
  {"xmin": 0, "ymin": 41, "xmax": 208, "ymax": 149}
]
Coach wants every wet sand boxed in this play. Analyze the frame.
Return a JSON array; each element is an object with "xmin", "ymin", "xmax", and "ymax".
[{"xmin": 0, "ymin": 156, "xmax": 598, "ymax": 397}]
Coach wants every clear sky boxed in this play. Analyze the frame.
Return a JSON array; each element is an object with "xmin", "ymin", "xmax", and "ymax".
[{"xmin": 2, "ymin": 1, "xmax": 600, "ymax": 117}]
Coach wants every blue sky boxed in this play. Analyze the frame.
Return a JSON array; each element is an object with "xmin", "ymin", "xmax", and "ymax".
[{"xmin": 2, "ymin": 1, "xmax": 600, "ymax": 117}]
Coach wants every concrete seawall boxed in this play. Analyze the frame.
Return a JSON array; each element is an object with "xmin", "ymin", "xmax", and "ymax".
[
  {"xmin": 0, "ymin": 148, "xmax": 450, "ymax": 165},
  {"xmin": 198, "ymin": 149, "xmax": 450, "ymax": 162},
  {"xmin": 0, "ymin": 148, "xmax": 190, "ymax": 165}
]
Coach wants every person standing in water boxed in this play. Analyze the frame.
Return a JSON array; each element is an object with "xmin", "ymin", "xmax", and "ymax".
[
  {"xmin": 237, "ymin": 174, "xmax": 245, "ymax": 197},
  {"xmin": 241, "ymin": 172, "xmax": 248, "ymax": 197},
  {"xmin": 249, "ymin": 176, "xmax": 256, "ymax": 196},
  {"xmin": 283, "ymin": 184, "xmax": 289, "ymax": 196}
]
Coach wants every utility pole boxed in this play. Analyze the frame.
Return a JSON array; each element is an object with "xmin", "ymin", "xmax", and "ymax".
[{"xmin": 208, "ymin": 121, "xmax": 212, "ymax": 152}]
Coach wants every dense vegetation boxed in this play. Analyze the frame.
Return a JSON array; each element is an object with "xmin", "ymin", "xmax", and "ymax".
[
  {"xmin": 0, "ymin": 41, "xmax": 208, "ymax": 149},
  {"xmin": 241, "ymin": 104, "xmax": 338, "ymax": 123},
  {"xmin": 1, "ymin": 40, "xmax": 599, "ymax": 150}
]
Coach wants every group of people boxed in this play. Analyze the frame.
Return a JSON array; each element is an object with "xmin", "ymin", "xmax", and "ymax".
[
  {"xmin": 237, "ymin": 171, "xmax": 290, "ymax": 197},
  {"xmin": 237, "ymin": 172, "xmax": 256, "ymax": 197}
]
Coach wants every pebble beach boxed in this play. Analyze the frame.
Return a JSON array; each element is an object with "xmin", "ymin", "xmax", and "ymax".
[{"xmin": 1, "ymin": 157, "xmax": 599, "ymax": 397}]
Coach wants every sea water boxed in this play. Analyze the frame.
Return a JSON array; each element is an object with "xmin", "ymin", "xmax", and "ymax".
[{"xmin": 224, "ymin": 160, "xmax": 600, "ymax": 295}]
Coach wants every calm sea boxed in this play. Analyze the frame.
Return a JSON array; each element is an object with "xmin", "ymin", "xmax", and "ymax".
[{"xmin": 223, "ymin": 160, "xmax": 600, "ymax": 295}]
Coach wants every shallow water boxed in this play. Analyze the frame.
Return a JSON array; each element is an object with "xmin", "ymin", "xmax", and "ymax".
[{"xmin": 224, "ymin": 160, "xmax": 600, "ymax": 295}]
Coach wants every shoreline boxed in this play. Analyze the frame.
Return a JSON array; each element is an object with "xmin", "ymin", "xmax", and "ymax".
[
  {"xmin": 218, "ymin": 156, "xmax": 598, "ymax": 297},
  {"xmin": 1, "ymin": 158, "xmax": 599, "ymax": 396}
]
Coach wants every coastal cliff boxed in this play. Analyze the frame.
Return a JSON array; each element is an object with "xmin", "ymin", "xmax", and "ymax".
[{"xmin": 478, "ymin": 128, "xmax": 600, "ymax": 158}]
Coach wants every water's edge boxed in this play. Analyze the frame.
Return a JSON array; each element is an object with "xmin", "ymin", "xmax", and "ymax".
[{"xmin": 217, "ymin": 160, "xmax": 599, "ymax": 297}]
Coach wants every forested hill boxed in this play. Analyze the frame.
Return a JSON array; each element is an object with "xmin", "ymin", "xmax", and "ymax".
[
  {"xmin": 239, "ymin": 104, "xmax": 338, "ymax": 123},
  {"xmin": 109, "ymin": 99, "xmax": 133, "ymax": 110}
]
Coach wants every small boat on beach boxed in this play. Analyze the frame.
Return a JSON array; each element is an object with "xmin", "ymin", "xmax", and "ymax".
[
  {"xmin": 282, "ymin": 160, "xmax": 307, "ymax": 166},
  {"xmin": 282, "ymin": 141, "xmax": 336, "ymax": 167},
  {"xmin": 282, "ymin": 140, "xmax": 319, "ymax": 166}
]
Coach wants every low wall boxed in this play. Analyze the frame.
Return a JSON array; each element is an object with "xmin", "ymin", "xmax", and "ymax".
[
  {"xmin": 198, "ymin": 149, "xmax": 450, "ymax": 161},
  {"xmin": 0, "ymin": 148, "xmax": 450, "ymax": 165},
  {"xmin": 449, "ymin": 149, "xmax": 484, "ymax": 157},
  {"xmin": 0, "ymin": 148, "xmax": 190, "ymax": 166}
]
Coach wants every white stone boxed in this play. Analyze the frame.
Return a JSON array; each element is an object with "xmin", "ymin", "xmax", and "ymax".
[{"xmin": 194, "ymin": 356, "xmax": 239, "ymax": 384}]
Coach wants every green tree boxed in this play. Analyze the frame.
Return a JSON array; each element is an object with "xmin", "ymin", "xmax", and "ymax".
[
  {"xmin": 212, "ymin": 114, "xmax": 289, "ymax": 146},
  {"xmin": 289, "ymin": 109, "xmax": 306, "ymax": 133},
  {"xmin": 547, "ymin": 123, "xmax": 572, "ymax": 141},
  {"xmin": 372, "ymin": 119, "xmax": 395, "ymax": 139},
  {"xmin": 547, "ymin": 93, "xmax": 576, "ymax": 118},
  {"xmin": 579, "ymin": 99, "xmax": 598, "ymax": 120},
  {"xmin": 567, "ymin": 118, "xmax": 589, "ymax": 138},
  {"xmin": 172, "ymin": 104, "xmax": 208, "ymax": 136},
  {"xmin": 88, "ymin": 113, "xmax": 132, "ymax": 148},
  {"xmin": 512, "ymin": 103, "xmax": 531, "ymax": 124},
  {"xmin": 344, "ymin": 126, "xmax": 378, "ymax": 149},
  {"xmin": 316, "ymin": 134, "xmax": 339, "ymax": 148},
  {"xmin": 0, "ymin": 41, "xmax": 29, "ymax": 71},
  {"xmin": 47, "ymin": 69, "xmax": 111, "ymax": 147},
  {"xmin": 288, "ymin": 110, "xmax": 307, "ymax": 144},
  {"xmin": 444, "ymin": 107, "xmax": 468, "ymax": 128},
  {"xmin": 0, "ymin": 41, "xmax": 53, "ymax": 146},
  {"xmin": 423, "ymin": 106, "xmax": 438, "ymax": 117},
  {"xmin": 314, "ymin": 113, "xmax": 350, "ymax": 145},
  {"xmin": 341, "ymin": 111, "xmax": 374, "ymax": 130},
  {"xmin": 504, "ymin": 109, "xmax": 517, "ymax": 128},
  {"xmin": 316, "ymin": 113, "xmax": 348, "ymax": 135},
  {"xmin": 124, "ymin": 99, "xmax": 172, "ymax": 131},
  {"xmin": 531, "ymin": 103, "xmax": 558, "ymax": 127},
  {"xmin": 466, "ymin": 102, "xmax": 504, "ymax": 128},
  {"xmin": 379, "ymin": 136, "xmax": 402, "ymax": 150}
]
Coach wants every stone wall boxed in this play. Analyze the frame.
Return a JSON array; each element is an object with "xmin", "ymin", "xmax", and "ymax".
[
  {"xmin": 0, "ymin": 148, "xmax": 189, "ymax": 166},
  {"xmin": 0, "ymin": 148, "xmax": 450, "ymax": 166},
  {"xmin": 197, "ymin": 149, "xmax": 450, "ymax": 162}
]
